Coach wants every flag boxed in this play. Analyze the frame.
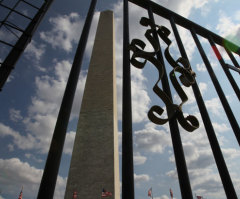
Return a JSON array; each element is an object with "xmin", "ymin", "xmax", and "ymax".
[
  {"xmin": 196, "ymin": 196, "xmax": 202, "ymax": 199},
  {"xmin": 170, "ymin": 188, "xmax": 173, "ymax": 198},
  {"xmin": 101, "ymin": 188, "xmax": 112, "ymax": 197},
  {"xmin": 72, "ymin": 191, "xmax": 77, "ymax": 199},
  {"xmin": 148, "ymin": 187, "xmax": 152, "ymax": 197},
  {"xmin": 18, "ymin": 187, "xmax": 23, "ymax": 199}
]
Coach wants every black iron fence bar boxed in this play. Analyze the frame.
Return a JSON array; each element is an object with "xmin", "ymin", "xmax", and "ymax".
[
  {"xmin": 3, "ymin": 23, "xmax": 20, "ymax": 39},
  {"xmin": 225, "ymin": 50, "xmax": 240, "ymax": 71},
  {"xmin": 0, "ymin": 39, "xmax": 14, "ymax": 47},
  {"xmin": 208, "ymin": 38, "xmax": 240, "ymax": 101},
  {"xmin": 0, "ymin": 3, "xmax": 33, "ymax": 20},
  {"xmin": 225, "ymin": 64, "xmax": 240, "ymax": 73},
  {"xmin": 171, "ymin": 20, "xmax": 238, "ymax": 198},
  {"xmin": 2, "ymin": 21, "xmax": 25, "ymax": 33},
  {"xmin": 0, "ymin": 0, "xmax": 21, "ymax": 29},
  {"xmin": 122, "ymin": 0, "xmax": 135, "ymax": 198},
  {"xmin": 189, "ymin": 29, "xmax": 240, "ymax": 146},
  {"xmin": 207, "ymin": 37, "xmax": 240, "ymax": 139},
  {"xmin": 128, "ymin": 0, "xmax": 240, "ymax": 56},
  {"xmin": 147, "ymin": 8, "xmax": 194, "ymax": 199},
  {"xmin": 0, "ymin": 0, "xmax": 54, "ymax": 91},
  {"xmin": 22, "ymin": 0, "xmax": 40, "ymax": 10},
  {"xmin": 37, "ymin": 0, "xmax": 97, "ymax": 198}
]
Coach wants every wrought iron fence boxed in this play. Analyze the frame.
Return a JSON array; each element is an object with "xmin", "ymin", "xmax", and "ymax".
[
  {"xmin": 123, "ymin": 0, "xmax": 240, "ymax": 199},
  {"xmin": 0, "ymin": 0, "xmax": 240, "ymax": 198},
  {"xmin": 0, "ymin": 0, "xmax": 54, "ymax": 90}
]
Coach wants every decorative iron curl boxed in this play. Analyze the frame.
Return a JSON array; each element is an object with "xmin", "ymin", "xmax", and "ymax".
[{"xmin": 129, "ymin": 17, "xmax": 199, "ymax": 132}]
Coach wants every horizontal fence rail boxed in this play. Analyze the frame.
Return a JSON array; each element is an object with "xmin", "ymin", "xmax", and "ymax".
[{"xmin": 124, "ymin": 0, "xmax": 240, "ymax": 198}]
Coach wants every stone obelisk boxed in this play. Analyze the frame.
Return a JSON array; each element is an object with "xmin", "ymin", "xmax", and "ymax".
[{"xmin": 64, "ymin": 11, "xmax": 120, "ymax": 199}]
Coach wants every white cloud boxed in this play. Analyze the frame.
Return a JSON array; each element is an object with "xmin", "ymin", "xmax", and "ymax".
[
  {"xmin": 8, "ymin": 144, "xmax": 14, "ymax": 152},
  {"xmin": 190, "ymin": 168, "xmax": 224, "ymax": 196},
  {"xmin": 0, "ymin": 158, "xmax": 66, "ymax": 199},
  {"xmin": 177, "ymin": 27, "xmax": 196, "ymax": 61},
  {"xmin": 199, "ymin": 82, "xmax": 207, "ymax": 94},
  {"xmin": 192, "ymin": 0, "xmax": 209, "ymax": 9},
  {"xmin": 131, "ymin": 68, "xmax": 151, "ymax": 123},
  {"xmin": 25, "ymin": 153, "xmax": 43, "ymax": 163},
  {"xmin": 205, "ymin": 97, "xmax": 223, "ymax": 116},
  {"xmin": 29, "ymin": 59, "xmax": 86, "ymax": 120},
  {"xmin": 134, "ymin": 122, "xmax": 171, "ymax": 153},
  {"xmin": 212, "ymin": 122, "xmax": 230, "ymax": 133},
  {"xmin": 25, "ymin": 40, "xmax": 46, "ymax": 62},
  {"xmin": 23, "ymin": 59, "xmax": 86, "ymax": 153},
  {"xmin": 40, "ymin": 13, "xmax": 84, "ymax": 52},
  {"xmin": 23, "ymin": 40, "xmax": 47, "ymax": 72},
  {"xmin": 196, "ymin": 63, "xmax": 207, "ymax": 72},
  {"xmin": 0, "ymin": 123, "xmax": 36, "ymax": 150},
  {"xmin": 222, "ymin": 148, "xmax": 240, "ymax": 160},
  {"xmin": 63, "ymin": 131, "xmax": 76, "ymax": 155},
  {"xmin": 216, "ymin": 11, "xmax": 240, "ymax": 47},
  {"xmin": 166, "ymin": 167, "xmax": 225, "ymax": 198},
  {"xmin": 116, "ymin": 67, "xmax": 151, "ymax": 124},
  {"xmin": 40, "ymin": 12, "xmax": 99, "ymax": 55},
  {"xmin": 9, "ymin": 108, "xmax": 23, "ymax": 122},
  {"xmin": 152, "ymin": 0, "xmax": 211, "ymax": 18},
  {"xmin": 134, "ymin": 153, "xmax": 147, "ymax": 165},
  {"xmin": 210, "ymin": 59, "xmax": 219, "ymax": 69},
  {"xmin": 134, "ymin": 173, "xmax": 150, "ymax": 187},
  {"xmin": 234, "ymin": 10, "xmax": 240, "ymax": 21},
  {"xmin": 0, "ymin": 59, "xmax": 86, "ymax": 154}
]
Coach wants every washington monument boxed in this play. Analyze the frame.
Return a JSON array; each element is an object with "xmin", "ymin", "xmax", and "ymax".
[{"xmin": 64, "ymin": 10, "xmax": 120, "ymax": 199}]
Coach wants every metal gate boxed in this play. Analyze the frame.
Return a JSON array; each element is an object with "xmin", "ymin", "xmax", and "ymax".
[{"xmin": 122, "ymin": 0, "xmax": 240, "ymax": 198}]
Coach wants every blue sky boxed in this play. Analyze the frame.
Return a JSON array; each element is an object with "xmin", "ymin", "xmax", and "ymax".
[{"xmin": 0, "ymin": 0, "xmax": 240, "ymax": 199}]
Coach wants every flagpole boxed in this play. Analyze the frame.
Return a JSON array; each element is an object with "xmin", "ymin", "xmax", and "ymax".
[
  {"xmin": 170, "ymin": 188, "xmax": 173, "ymax": 199},
  {"xmin": 18, "ymin": 186, "xmax": 23, "ymax": 199}
]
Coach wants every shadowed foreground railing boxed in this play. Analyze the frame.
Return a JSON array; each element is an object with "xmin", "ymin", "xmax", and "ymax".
[
  {"xmin": 122, "ymin": 0, "xmax": 240, "ymax": 198},
  {"xmin": 1, "ymin": 0, "xmax": 239, "ymax": 198}
]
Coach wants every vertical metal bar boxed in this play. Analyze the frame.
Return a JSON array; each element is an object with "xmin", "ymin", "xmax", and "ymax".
[
  {"xmin": 204, "ymin": 37, "xmax": 240, "ymax": 145},
  {"xmin": 208, "ymin": 38, "xmax": 240, "ymax": 100},
  {"xmin": 0, "ymin": 0, "xmax": 54, "ymax": 91},
  {"xmin": 37, "ymin": 0, "xmax": 97, "ymax": 198},
  {"xmin": 122, "ymin": 0, "xmax": 134, "ymax": 198},
  {"xmin": 148, "ymin": 9, "xmax": 193, "ymax": 199},
  {"xmin": 186, "ymin": 26, "xmax": 238, "ymax": 199}
]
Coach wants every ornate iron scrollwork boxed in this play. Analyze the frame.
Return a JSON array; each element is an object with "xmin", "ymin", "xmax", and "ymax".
[{"xmin": 129, "ymin": 17, "xmax": 199, "ymax": 132}]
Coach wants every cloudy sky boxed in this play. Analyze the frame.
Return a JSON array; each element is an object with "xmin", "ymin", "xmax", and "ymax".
[{"xmin": 0, "ymin": 0, "xmax": 240, "ymax": 199}]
